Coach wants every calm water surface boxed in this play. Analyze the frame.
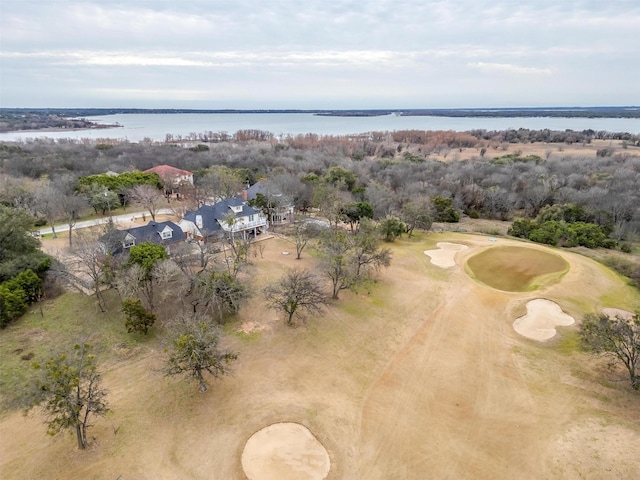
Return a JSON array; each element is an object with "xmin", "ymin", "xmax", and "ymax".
[{"xmin": 1, "ymin": 113, "xmax": 639, "ymax": 143}]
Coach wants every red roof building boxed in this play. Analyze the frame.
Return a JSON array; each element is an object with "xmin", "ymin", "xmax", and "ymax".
[{"xmin": 143, "ymin": 165, "xmax": 194, "ymax": 187}]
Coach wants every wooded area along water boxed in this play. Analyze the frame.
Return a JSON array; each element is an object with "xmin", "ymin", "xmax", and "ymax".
[{"xmin": 1, "ymin": 113, "xmax": 639, "ymax": 143}]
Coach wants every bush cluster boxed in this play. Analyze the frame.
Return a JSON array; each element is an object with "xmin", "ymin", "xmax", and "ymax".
[
  {"xmin": 0, "ymin": 269, "xmax": 42, "ymax": 327},
  {"xmin": 508, "ymin": 204, "xmax": 614, "ymax": 249}
]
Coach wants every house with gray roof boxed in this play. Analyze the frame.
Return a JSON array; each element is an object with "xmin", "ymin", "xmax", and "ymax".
[
  {"xmin": 246, "ymin": 181, "xmax": 295, "ymax": 225},
  {"xmin": 99, "ymin": 220, "xmax": 185, "ymax": 255},
  {"xmin": 179, "ymin": 196, "xmax": 268, "ymax": 242}
]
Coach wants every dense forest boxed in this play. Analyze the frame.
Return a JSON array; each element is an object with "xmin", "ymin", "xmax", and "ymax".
[
  {"xmin": 1, "ymin": 128, "xmax": 639, "ymax": 235},
  {"xmin": 1, "ymin": 127, "xmax": 639, "ymax": 316}
]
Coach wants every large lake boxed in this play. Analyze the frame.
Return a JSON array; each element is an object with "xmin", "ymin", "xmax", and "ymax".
[{"xmin": 1, "ymin": 113, "xmax": 639, "ymax": 143}]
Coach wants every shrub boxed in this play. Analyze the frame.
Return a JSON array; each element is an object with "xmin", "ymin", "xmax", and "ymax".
[
  {"xmin": 466, "ymin": 209, "xmax": 480, "ymax": 219},
  {"xmin": 122, "ymin": 297, "xmax": 156, "ymax": 335},
  {"xmin": 432, "ymin": 196, "xmax": 460, "ymax": 223},
  {"xmin": 4, "ymin": 269, "xmax": 43, "ymax": 303},
  {"xmin": 508, "ymin": 218, "xmax": 536, "ymax": 238},
  {"xmin": 563, "ymin": 222, "xmax": 607, "ymax": 248},
  {"xmin": 0, "ymin": 285, "xmax": 28, "ymax": 328},
  {"xmin": 528, "ymin": 221, "xmax": 564, "ymax": 245},
  {"xmin": 379, "ymin": 216, "xmax": 406, "ymax": 242},
  {"xmin": 536, "ymin": 203, "xmax": 588, "ymax": 224}
]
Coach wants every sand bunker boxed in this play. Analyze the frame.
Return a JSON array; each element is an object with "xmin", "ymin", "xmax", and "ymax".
[
  {"xmin": 513, "ymin": 299, "xmax": 575, "ymax": 341},
  {"xmin": 241, "ymin": 423, "xmax": 330, "ymax": 480},
  {"xmin": 424, "ymin": 242, "xmax": 469, "ymax": 268},
  {"xmin": 602, "ymin": 308, "xmax": 635, "ymax": 321}
]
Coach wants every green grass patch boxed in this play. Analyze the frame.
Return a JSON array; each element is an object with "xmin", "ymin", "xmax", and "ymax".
[
  {"xmin": 0, "ymin": 290, "xmax": 145, "ymax": 412},
  {"xmin": 555, "ymin": 331, "xmax": 582, "ymax": 355},
  {"xmin": 232, "ymin": 330, "xmax": 260, "ymax": 342},
  {"xmin": 467, "ymin": 246, "xmax": 568, "ymax": 292}
]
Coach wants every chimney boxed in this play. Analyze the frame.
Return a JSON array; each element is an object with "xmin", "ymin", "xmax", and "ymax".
[
  {"xmin": 242, "ymin": 189, "xmax": 248, "ymax": 202},
  {"xmin": 196, "ymin": 215, "xmax": 203, "ymax": 229}
]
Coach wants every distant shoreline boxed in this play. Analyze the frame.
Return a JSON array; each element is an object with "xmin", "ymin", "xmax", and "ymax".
[
  {"xmin": 1, "ymin": 110, "xmax": 639, "ymax": 141},
  {"xmin": 2, "ymin": 106, "xmax": 639, "ymax": 119},
  {"xmin": 4, "ymin": 124, "xmax": 122, "ymax": 134},
  {"xmin": 2, "ymin": 107, "xmax": 639, "ymax": 134}
]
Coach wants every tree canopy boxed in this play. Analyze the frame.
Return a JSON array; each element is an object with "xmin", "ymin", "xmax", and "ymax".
[
  {"xmin": 29, "ymin": 343, "xmax": 109, "ymax": 449},
  {"xmin": 78, "ymin": 171, "xmax": 161, "ymax": 191},
  {"xmin": 264, "ymin": 269, "xmax": 327, "ymax": 326},
  {"xmin": 128, "ymin": 242, "xmax": 168, "ymax": 275},
  {"xmin": 580, "ymin": 311, "xmax": 640, "ymax": 390},
  {"xmin": 165, "ymin": 312, "xmax": 238, "ymax": 392},
  {"xmin": 0, "ymin": 205, "xmax": 49, "ymax": 283}
]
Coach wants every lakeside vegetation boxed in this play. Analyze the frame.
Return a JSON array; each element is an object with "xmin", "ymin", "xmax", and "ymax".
[{"xmin": 1, "ymin": 107, "xmax": 639, "ymax": 133}]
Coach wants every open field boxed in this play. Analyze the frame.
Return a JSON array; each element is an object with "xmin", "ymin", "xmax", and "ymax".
[
  {"xmin": 425, "ymin": 138, "xmax": 640, "ymax": 163},
  {"xmin": 1, "ymin": 233, "xmax": 640, "ymax": 479}
]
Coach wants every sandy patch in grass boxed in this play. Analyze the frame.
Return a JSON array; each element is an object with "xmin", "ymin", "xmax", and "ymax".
[
  {"xmin": 545, "ymin": 419, "xmax": 640, "ymax": 479},
  {"xmin": 238, "ymin": 321, "xmax": 271, "ymax": 334},
  {"xmin": 423, "ymin": 242, "xmax": 468, "ymax": 268},
  {"xmin": 241, "ymin": 423, "xmax": 330, "ymax": 480},
  {"xmin": 602, "ymin": 308, "xmax": 635, "ymax": 321},
  {"xmin": 513, "ymin": 299, "xmax": 575, "ymax": 341}
]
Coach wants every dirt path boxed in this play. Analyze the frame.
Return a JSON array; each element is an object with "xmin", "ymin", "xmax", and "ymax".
[{"xmin": 356, "ymin": 253, "xmax": 539, "ymax": 478}]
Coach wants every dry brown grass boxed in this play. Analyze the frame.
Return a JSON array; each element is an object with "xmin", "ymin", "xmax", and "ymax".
[
  {"xmin": 426, "ymin": 138, "xmax": 640, "ymax": 163},
  {"xmin": 467, "ymin": 245, "xmax": 568, "ymax": 291},
  {"xmin": 1, "ymin": 234, "xmax": 640, "ymax": 479}
]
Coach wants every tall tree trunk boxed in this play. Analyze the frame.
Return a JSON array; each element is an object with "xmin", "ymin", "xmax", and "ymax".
[
  {"xmin": 197, "ymin": 369, "xmax": 207, "ymax": 392},
  {"xmin": 95, "ymin": 288, "xmax": 107, "ymax": 312},
  {"xmin": 76, "ymin": 423, "xmax": 85, "ymax": 449}
]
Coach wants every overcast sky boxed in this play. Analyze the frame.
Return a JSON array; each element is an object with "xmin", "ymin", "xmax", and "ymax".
[{"xmin": 1, "ymin": 0, "xmax": 639, "ymax": 109}]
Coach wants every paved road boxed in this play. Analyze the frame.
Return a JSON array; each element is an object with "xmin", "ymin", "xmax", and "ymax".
[{"xmin": 38, "ymin": 208, "xmax": 176, "ymax": 236}]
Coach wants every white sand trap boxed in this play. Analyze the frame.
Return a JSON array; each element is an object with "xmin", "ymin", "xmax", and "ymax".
[
  {"xmin": 513, "ymin": 299, "xmax": 575, "ymax": 341},
  {"xmin": 423, "ymin": 242, "xmax": 469, "ymax": 268},
  {"xmin": 241, "ymin": 422, "xmax": 330, "ymax": 480},
  {"xmin": 602, "ymin": 308, "xmax": 635, "ymax": 321}
]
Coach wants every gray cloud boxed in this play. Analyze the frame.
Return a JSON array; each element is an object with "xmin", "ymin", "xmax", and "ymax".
[{"xmin": 1, "ymin": 0, "xmax": 639, "ymax": 107}]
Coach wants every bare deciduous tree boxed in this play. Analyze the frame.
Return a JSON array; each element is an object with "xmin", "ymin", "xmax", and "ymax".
[
  {"xmin": 68, "ymin": 231, "xmax": 108, "ymax": 312},
  {"xmin": 350, "ymin": 218, "xmax": 392, "ymax": 277},
  {"xmin": 312, "ymin": 184, "xmax": 346, "ymax": 229},
  {"xmin": 264, "ymin": 269, "xmax": 327, "ymax": 326},
  {"xmin": 193, "ymin": 270, "xmax": 248, "ymax": 323},
  {"xmin": 59, "ymin": 193, "xmax": 89, "ymax": 248},
  {"xmin": 294, "ymin": 221, "xmax": 322, "ymax": 259},
  {"xmin": 130, "ymin": 184, "xmax": 164, "ymax": 221},
  {"xmin": 34, "ymin": 183, "xmax": 62, "ymax": 238},
  {"xmin": 319, "ymin": 230, "xmax": 354, "ymax": 300}
]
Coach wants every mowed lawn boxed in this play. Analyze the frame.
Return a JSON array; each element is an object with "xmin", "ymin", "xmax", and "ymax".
[
  {"xmin": 1, "ymin": 233, "xmax": 639, "ymax": 480},
  {"xmin": 467, "ymin": 245, "xmax": 569, "ymax": 291}
]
